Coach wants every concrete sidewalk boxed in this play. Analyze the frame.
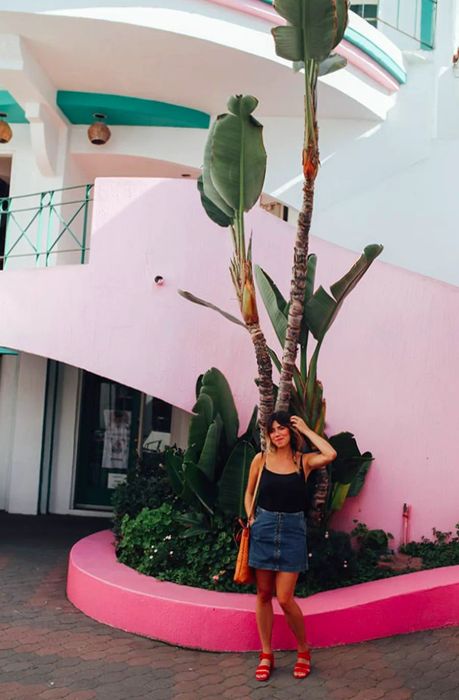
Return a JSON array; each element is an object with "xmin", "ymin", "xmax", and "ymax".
[{"xmin": 0, "ymin": 513, "xmax": 458, "ymax": 700}]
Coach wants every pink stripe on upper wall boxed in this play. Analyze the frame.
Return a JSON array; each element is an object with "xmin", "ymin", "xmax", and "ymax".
[{"xmin": 206, "ymin": 0, "xmax": 400, "ymax": 92}]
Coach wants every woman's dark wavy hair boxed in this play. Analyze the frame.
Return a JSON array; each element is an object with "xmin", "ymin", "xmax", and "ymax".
[{"xmin": 266, "ymin": 410, "xmax": 303, "ymax": 453}]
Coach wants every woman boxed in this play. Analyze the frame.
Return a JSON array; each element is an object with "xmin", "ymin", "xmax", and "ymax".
[{"xmin": 244, "ymin": 411, "xmax": 337, "ymax": 681}]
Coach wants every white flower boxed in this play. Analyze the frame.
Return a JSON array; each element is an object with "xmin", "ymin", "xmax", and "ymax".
[{"xmin": 164, "ymin": 535, "xmax": 172, "ymax": 541}]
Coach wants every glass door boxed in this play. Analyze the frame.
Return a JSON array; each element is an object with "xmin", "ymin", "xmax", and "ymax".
[{"xmin": 74, "ymin": 371, "xmax": 141, "ymax": 509}]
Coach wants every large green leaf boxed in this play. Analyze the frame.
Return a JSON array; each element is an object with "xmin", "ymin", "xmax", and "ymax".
[
  {"xmin": 330, "ymin": 244, "xmax": 383, "ymax": 300},
  {"xmin": 210, "ymin": 95, "xmax": 267, "ymax": 213},
  {"xmin": 304, "ymin": 244, "xmax": 383, "ymax": 341},
  {"xmin": 163, "ymin": 449, "xmax": 185, "ymax": 496},
  {"xmin": 348, "ymin": 452, "xmax": 373, "ymax": 497},
  {"xmin": 240, "ymin": 405, "xmax": 259, "ymax": 447},
  {"xmin": 299, "ymin": 253, "xmax": 317, "ymax": 348},
  {"xmin": 330, "ymin": 482, "xmax": 351, "ymax": 511},
  {"xmin": 295, "ymin": 54, "xmax": 347, "ymax": 75},
  {"xmin": 217, "ymin": 440, "xmax": 256, "ymax": 518},
  {"xmin": 254, "ymin": 265, "xmax": 288, "ymax": 347},
  {"xmin": 202, "ymin": 121, "xmax": 235, "ymax": 219},
  {"xmin": 318, "ymin": 53, "xmax": 347, "ymax": 76},
  {"xmin": 200, "ymin": 368, "xmax": 239, "ymax": 447},
  {"xmin": 183, "ymin": 461, "xmax": 216, "ymax": 515},
  {"xmin": 184, "ymin": 393, "xmax": 214, "ymax": 464},
  {"xmin": 178, "ymin": 290, "xmax": 245, "ymax": 328},
  {"xmin": 329, "ymin": 432, "xmax": 373, "ymax": 485},
  {"xmin": 197, "ymin": 176, "xmax": 233, "ymax": 228},
  {"xmin": 197, "ymin": 414, "xmax": 223, "ymax": 481},
  {"xmin": 272, "ymin": 0, "xmax": 348, "ymax": 62}
]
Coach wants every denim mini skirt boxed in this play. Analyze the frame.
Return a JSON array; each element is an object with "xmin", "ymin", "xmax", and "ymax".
[{"xmin": 248, "ymin": 506, "xmax": 308, "ymax": 573}]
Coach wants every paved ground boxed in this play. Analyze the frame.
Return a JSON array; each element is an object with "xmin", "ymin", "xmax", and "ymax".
[{"xmin": 0, "ymin": 513, "xmax": 458, "ymax": 700}]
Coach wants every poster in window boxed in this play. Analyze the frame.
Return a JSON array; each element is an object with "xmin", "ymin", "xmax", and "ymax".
[{"xmin": 102, "ymin": 409, "xmax": 131, "ymax": 471}]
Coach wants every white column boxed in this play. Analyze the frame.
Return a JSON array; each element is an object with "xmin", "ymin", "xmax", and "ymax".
[
  {"xmin": 7, "ymin": 352, "xmax": 47, "ymax": 513},
  {"xmin": 49, "ymin": 364, "xmax": 81, "ymax": 514},
  {"xmin": 0, "ymin": 354, "xmax": 19, "ymax": 510}
]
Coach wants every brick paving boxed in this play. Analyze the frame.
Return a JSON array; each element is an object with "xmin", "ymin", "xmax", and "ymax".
[{"xmin": 0, "ymin": 513, "xmax": 458, "ymax": 700}]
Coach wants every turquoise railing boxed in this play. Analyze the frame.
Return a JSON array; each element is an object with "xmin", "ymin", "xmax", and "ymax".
[
  {"xmin": 0, "ymin": 184, "xmax": 93, "ymax": 269},
  {"xmin": 351, "ymin": 1, "xmax": 437, "ymax": 50}
]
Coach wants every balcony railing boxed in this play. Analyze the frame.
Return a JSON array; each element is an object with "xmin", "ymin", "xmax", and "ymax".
[
  {"xmin": 351, "ymin": 1, "xmax": 437, "ymax": 50},
  {"xmin": 0, "ymin": 184, "xmax": 93, "ymax": 270}
]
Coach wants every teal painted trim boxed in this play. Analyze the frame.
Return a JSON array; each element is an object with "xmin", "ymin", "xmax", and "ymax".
[
  {"xmin": 345, "ymin": 26, "xmax": 406, "ymax": 84},
  {"xmin": 0, "ymin": 91, "xmax": 28, "ymax": 123},
  {"xmin": 257, "ymin": 0, "xmax": 406, "ymax": 84},
  {"xmin": 57, "ymin": 91, "xmax": 210, "ymax": 129},
  {"xmin": 420, "ymin": 0, "xmax": 435, "ymax": 50},
  {"xmin": 0, "ymin": 347, "xmax": 18, "ymax": 355}
]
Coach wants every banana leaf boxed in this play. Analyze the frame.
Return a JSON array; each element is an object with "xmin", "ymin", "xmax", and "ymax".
[
  {"xmin": 210, "ymin": 95, "xmax": 267, "ymax": 213},
  {"xmin": 240, "ymin": 405, "xmax": 259, "ymax": 447},
  {"xmin": 197, "ymin": 176, "xmax": 233, "ymax": 228},
  {"xmin": 178, "ymin": 290, "xmax": 245, "ymax": 328},
  {"xmin": 184, "ymin": 393, "xmax": 215, "ymax": 463},
  {"xmin": 202, "ymin": 120, "xmax": 235, "ymax": 219},
  {"xmin": 318, "ymin": 53, "xmax": 347, "ymax": 76},
  {"xmin": 299, "ymin": 253, "xmax": 317, "ymax": 350},
  {"xmin": 163, "ymin": 449, "xmax": 185, "ymax": 497},
  {"xmin": 184, "ymin": 461, "xmax": 216, "ymax": 515},
  {"xmin": 254, "ymin": 265, "xmax": 288, "ymax": 347},
  {"xmin": 294, "ymin": 54, "xmax": 347, "ymax": 75},
  {"xmin": 304, "ymin": 244, "xmax": 383, "ymax": 342},
  {"xmin": 272, "ymin": 0, "xmax": 348, "ymax": 63},
  {"xmin": 328, "ymin": 432, "xmax": 373, "ymax": 494},
  {"xmin": 200, "ymin": 368, "xmax": 239, "ymax": 447},
  {"xmin": 217, "ymin": 440, "xmax": 256, "ymax": 518},
  {"xmin": 348, "ymin": 452, "xmax": 373, "ymax": 497},
  {"xmin": 197, "ymin": 414, "xmax": 223, "ymax": 481},
  {"xmin": 329, "ymin": 482, "xmax": 351, "ymax": 511}
]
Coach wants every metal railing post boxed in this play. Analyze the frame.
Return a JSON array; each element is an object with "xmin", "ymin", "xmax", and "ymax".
[
  {"xmin": 36, "ymin": 192, "xmax": 45, "ymax": 267},
  {"xmin": 81, "ymin": 183, "xmax": 92, "ymax": 264},
  {"xmin": 46, "ymin": 190, "xmax": 55, "ymax": 267}
]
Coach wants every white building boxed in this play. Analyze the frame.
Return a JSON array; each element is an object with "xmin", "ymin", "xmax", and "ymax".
[{"xmin": 0, "ymin": 0, "xmax": 457, "ymax": 542}]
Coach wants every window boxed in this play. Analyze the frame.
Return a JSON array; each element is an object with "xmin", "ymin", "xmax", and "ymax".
[{"xmin": 351, "ymin": 2, "xmax": 378, "ymax": 28}]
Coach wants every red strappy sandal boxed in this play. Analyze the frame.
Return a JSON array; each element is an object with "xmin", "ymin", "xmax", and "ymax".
[
  {"xmin": 293, "ymin": 650, "xmax": 311, "ymax": 679},
  {"xmin": 255, "ymin": 652, "xmax": 274, "ymax": 681}
]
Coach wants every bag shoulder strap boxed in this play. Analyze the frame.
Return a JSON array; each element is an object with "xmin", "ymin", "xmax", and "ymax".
[{"xmin": 248, "ymin": 452, "xmax": 264, "ymax": 520}]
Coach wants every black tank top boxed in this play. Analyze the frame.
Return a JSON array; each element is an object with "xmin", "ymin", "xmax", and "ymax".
[{"xmin": 257, "ymin": 464, "xmax": 307, "ymax": 513}]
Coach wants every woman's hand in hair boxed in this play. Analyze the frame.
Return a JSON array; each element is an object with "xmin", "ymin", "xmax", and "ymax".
[{"xmin": 290, "ymin": 415, "xmax": 309, "ymax": 435}]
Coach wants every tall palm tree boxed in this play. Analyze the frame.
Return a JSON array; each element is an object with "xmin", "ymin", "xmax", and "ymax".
[{"xmin": 272, "ymin": 0, "xmax": 349, "ymax": 411}]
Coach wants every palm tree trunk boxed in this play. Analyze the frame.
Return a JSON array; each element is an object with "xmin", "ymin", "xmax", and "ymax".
[
  {"xmin": 247, "ymin": 323, "xmax": 274, "ymax": 449},
  {"xmin": 275, "ymin": 175, "xmax": 316, "ymax": 412}
]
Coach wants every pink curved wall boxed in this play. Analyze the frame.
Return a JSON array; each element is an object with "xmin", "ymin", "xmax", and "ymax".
[
  {"xmin": 1, "ymin": 177, "xmax": 458, "ymax": 544},
  {"xmin": 67, "ymin": 530, "xmax": 459, "ymax": 651}
]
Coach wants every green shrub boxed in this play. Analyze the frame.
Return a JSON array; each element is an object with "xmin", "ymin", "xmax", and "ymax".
[
  {"xmin": 401, "ymin": 525, "xmax": 459, "ymax": 569},
  {"xmin": 111, "ymin": 447, "xmax": 180, "ymax": 537},
  {"xmin": 117, "ymin": 504, "xmax": 252, "ymax": 592}
]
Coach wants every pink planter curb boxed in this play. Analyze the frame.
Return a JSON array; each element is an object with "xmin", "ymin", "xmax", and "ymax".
[{"xmin": 67, "ymin": 530, "xmax": 459, "ymax": 651}]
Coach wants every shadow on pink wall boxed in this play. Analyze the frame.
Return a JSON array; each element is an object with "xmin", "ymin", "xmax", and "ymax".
[{"xmin": 1, "ymin": 177, "xmax": 458, "ymax": 544}]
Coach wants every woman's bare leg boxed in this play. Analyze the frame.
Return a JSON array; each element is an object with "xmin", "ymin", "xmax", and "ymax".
[
  {"xmin": 255, "ymin": 569, "xmax": 276, "ymax": 667},
  {"xmin": 275, "ymin": 572, "xmax": 309, "ymax": 654}
]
